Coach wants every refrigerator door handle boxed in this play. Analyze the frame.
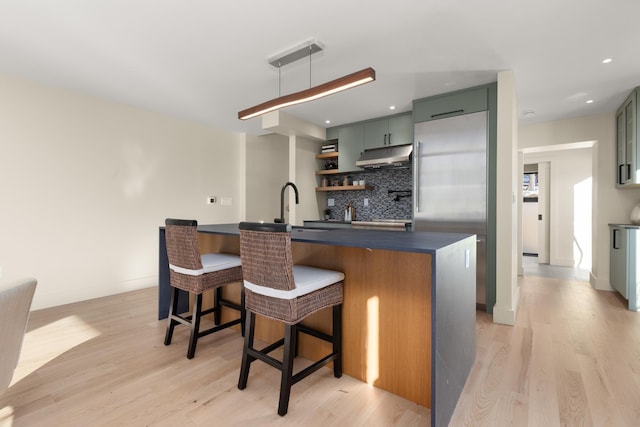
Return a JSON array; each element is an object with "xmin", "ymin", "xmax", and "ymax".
[{"xmin": 414, "ymin": 140, "xmax": 421, "ymax": 212}]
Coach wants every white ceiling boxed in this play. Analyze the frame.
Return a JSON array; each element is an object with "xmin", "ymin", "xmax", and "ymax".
[{"xmin": 0, "ymin": 0, "xmax": 638, "ymax": 136}]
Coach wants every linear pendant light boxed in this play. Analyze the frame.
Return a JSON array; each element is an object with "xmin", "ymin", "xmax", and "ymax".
[
  {"xmin": 238, "ymin": 40, "xmax": 375, "ymax": 120},
  {"xmin": 238, "ymin": 67, "xmax": 375, "ymax": 120}
]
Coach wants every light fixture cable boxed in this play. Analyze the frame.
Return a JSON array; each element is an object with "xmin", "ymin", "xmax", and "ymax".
[{"xmin": 309, "ymin": 45, "xmax": 312, "ymax": 88}]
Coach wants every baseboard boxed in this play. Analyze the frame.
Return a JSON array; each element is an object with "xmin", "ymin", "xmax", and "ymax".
[
  {"xmin": 550, "ymin": 257, "xmax": 575, "ymax": 267},
  {"xmin": 492, "ymin": 283, "xmax": 520, "ymax": 326},
  {"xmin": 32, "ymin": 276, "xmax": 157, "ymax": 310},
  {"xmin": 590, "ymin": 272, "xmax": 614, "ymax": 292}
]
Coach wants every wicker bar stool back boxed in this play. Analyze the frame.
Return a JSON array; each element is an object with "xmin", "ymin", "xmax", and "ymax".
[
  {"xmin": 164, "ymin": 218, "xmax": 244, "ymax": 359},
  {"xmin": 237, "ymin": 222, "xmax": 344, "ymax": 416}
]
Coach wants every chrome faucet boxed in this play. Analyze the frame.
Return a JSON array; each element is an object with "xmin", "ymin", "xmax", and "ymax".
[{"xmin": 274, "ymin": 182, "xmax": 299, "ymax": 223}]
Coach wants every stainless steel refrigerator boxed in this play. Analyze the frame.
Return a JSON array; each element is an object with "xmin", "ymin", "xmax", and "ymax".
[{"xmin": 413, "ymin": 111, "xmax": 487, "ymax": 305}]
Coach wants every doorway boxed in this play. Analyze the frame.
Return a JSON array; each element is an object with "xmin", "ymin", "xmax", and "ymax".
[{"xmin": 520, "ymin": 142, "xmax": 594, "ymax": 282}]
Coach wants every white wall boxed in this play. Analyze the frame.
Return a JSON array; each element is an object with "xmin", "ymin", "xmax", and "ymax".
[
  {"xmin": 494, "ymin": 70, "xmax": 519, "ymax": 325},
  {"xmin": 245, "ymin": 133, "xmax": 288, "ymax": 222},
  {"xmin": 245, "ymin": 119, "xmax": 324, "ymax": 225},
  {"xmin": 520, "ymin": 113, "xmax": 640, "ymax": 290},
  {"xmin": 0, "ymin": 74, "xmax": 243, "ymax": 309},
  {"xmin": 524, "ymin": 148, "xmax": 593, "ymax": 269}
]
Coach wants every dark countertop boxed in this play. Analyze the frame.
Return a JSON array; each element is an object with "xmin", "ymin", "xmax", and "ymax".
[
  {"xmin": 609, "ymin": 223, "xmax": 640, "ymax": 229},
  {"xmin": 303, "ymin": 220, "xmax": 352, "ymax": 225},
  {"xmin": 197, "ymin": 223, "xmax": 473, "ymax": 255}
]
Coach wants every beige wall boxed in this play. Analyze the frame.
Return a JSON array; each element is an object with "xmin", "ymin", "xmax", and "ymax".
[
  {"xmin": 519, "ymin": 113, "xmax": 640, "ymax": 290},
  {"xmin": 494, "ymin": 70, "xmax": 519, "ymax": 325},
  {"xmin": 245, "ymin": 133, "xmax": 288, "ymax": 222},
  {"xmin": 245, "ymin": 133, "xmax": 322, "ymax": 225},
  {"xmin": 0, "ymin": 74, "xmax": 243, "ymax": 309}
]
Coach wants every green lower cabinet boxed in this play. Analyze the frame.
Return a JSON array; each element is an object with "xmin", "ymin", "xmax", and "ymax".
[{"xmin": 610, "ymin": 225, "xmax": 640, "ymax": 311}]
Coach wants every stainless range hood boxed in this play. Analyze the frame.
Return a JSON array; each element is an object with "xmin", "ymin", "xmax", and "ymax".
[{"xmin": 356, "ymin": 144, "xmax": 413, "ymax": 169}]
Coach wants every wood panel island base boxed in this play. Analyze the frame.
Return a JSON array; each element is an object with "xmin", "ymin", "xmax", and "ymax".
[{"xmin": 158, "ymin": 224, "xmax": 476, "ymax": 427}]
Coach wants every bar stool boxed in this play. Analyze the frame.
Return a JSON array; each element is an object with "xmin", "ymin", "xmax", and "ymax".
[
  {"xmin": 237, "ymin": 222, "xmax": 344, "ymax": 416},
  {"xmin": 164, "ymin": 218, "xmax": 244, "ymax": 359}
]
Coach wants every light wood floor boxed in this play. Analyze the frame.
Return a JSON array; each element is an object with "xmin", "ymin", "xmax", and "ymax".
[
  {"xmin": 2, "ymin": 274, "xmax": 639, "ymax": 426},
  {"xmin": 451, "ymin": 275, "xmax": 640, "ymax": 427}
]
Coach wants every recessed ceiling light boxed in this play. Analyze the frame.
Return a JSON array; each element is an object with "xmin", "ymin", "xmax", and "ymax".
[
  {"xmin": 523, "ymin": 110, "xmax": 535, "ymax": 118},
  {"xmin": 602, "ymin": 58, "xmax": 613, "ymax": 64},
  {"xmin": 586, "ymin": 99, "xmax": 594, "ymax": 104},
  {"xmin": 325, "ymin": 120, "xmax": 331, "ymax": 124},
  {"xmin": 389, "ymin": 105, "xmax": 396, "ymax": 110}
]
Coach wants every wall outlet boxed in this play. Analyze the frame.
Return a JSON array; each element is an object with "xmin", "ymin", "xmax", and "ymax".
[
  {"xmin": 221, "ymin": 197, "xmax": 232, "ymax": 206},
  {"xmin": 207, "ymin": 196, "xmax": 217, "ymax": 204},
  {"xmin": 328, "ymin": 198, "xmax": 335, "ymax": 207},
  {"xmin": 364, "ymin": 198, "xmax": 369, "ymax": 207}
]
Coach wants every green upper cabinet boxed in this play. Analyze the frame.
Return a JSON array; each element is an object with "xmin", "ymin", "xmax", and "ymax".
[
  {"xmin": 616, "ymin": 88, "xmax": 639, "ymax": 187},
  {"xmin": 413, "ymin": 87, "xmax": 488, "ymax": 123},
  {"xmin": 364, "ymin": 120, "xmax": 388, "ymax": 149},
  {"xmin": 336, "ymin": 124, "xmax": 364, "ymax": 172},
  {"xmin": 364, "ymin": 112, "xmax": 413, "ymax": 149},
  {"xmin": 326, "ymin": 127, "xmax": 339, "ymax": 141},
  {"xmin": 617, "ymin": 109, "xmax": 627, "ymax": 185},
  {"xmin": 326, "ymin": 112, "xmax": 412, "ymax": 172}
]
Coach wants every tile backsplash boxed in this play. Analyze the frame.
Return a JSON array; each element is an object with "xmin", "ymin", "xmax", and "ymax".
[{"xmin": 324, "ymin": 168, "xmax": 413, "ymax": 221}]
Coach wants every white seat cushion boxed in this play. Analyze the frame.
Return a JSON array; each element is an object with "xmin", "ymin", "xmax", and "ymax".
[
  {"xmin": 244, "ymin": 265, "xmax": 344, "ymax": 300},
  {"xmin": 169, "ymin": 253, "xmax": 241, "ymax": 276}
]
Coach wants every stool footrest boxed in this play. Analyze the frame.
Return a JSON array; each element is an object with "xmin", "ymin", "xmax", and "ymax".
[
  {"xmin": 297, "ymin": 324, "xmax": 333, "ymax": 343},
  {"xmin": 197, "ymin": 317, "xmax": 242, "ymax": 339},
  {"xmin": 292, "ymin": 353, "xmax": 338, "ymax": 384}
]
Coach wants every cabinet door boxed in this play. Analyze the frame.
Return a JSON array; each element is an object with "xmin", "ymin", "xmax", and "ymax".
[
  {"xmin": 617, "ymin": 108, "xmax": 627, "ymax": 186},
  {"xmin": 363, "ymin": 119, "xmax": 388, "ymax": 150},
  {"xmin": 624, "ymin": 98, "xmax": 636, "ymax": 183},
  {"xmin": 610, "ymin": 226, "xmax": 629, "ymax": 299},
  {"xmin": 364, "ymin": 113, "xmax": 413, "ymax": 149},
  {"xmin": 338, "ymin": 124, "xmax": 364, "ymax": 172},
  {"xmin": 326, "ymin": 127, "xmax": 339, "ymax": 141},
  {"xmin": 616, "ymin": 90, "xmax": 638, "ymax": 187},
  {"xmin": 387, "ymin": 113, "xmax": 413, "ymax": 146},
  {"xmin": 625, "ymin": 94, "xmax": 636, "ymax": 184},
  {"xmin": 414, "ymin": 87, "xmax": 488, "ymax": 123}
]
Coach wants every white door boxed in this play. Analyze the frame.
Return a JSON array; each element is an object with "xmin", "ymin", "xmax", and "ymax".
[{"xmin": 537, "ymin": 162, "xmax": 550, "ymax": 263}]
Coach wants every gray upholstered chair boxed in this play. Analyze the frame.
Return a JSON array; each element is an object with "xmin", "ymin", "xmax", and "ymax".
[
  {"xmin": 164, "ymin": 218, "xmax": 244, "ymax": 359},
  {"xmin": 0, "ymin": 278, "xmax": 37, "ymax": 393},
  {"xmin": 237, "ymin": 222, "xmax": 344, "ymax": 416}
]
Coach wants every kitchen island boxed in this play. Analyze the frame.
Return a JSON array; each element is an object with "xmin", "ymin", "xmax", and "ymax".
[{"xmin": 158, "ymin": 224, "xmax": 476, "ymax": 427}]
